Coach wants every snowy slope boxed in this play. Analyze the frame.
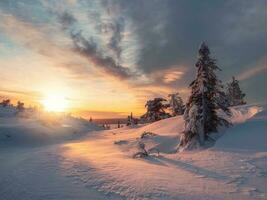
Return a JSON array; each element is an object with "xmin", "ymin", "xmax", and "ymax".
[
  {"xmin": 215, "ymin": 104, "xmax": 267, "ymax": 152},
  {"xmin": 53, "ymin": 104, "xmax": 266, "ymax": 200},
  {"xmin": 0, "ymin": 106, "xmax": 103, "ymax": 147},
  {"xmin": 1, "ymin": 104, "xmax": 267, "ymax": 200}
]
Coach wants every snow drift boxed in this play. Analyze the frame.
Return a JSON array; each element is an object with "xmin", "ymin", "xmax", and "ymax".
[{"xmin": 215, "ymin": 104, "xmax": 267, "ymax": 152}]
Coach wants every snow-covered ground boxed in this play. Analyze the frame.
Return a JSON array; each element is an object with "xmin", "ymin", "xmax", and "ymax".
[
  {"xmin": 0, "ymin": 106, "xmax": 103, "ymax": 147},
  {"xmin": 1, "ymin": 104, "xmax": 267, "ymax": 200}
]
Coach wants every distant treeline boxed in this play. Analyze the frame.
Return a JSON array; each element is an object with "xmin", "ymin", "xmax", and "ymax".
[{"xmin": 93, "ymin": 118, "xmax": 127, "ymax": 125}]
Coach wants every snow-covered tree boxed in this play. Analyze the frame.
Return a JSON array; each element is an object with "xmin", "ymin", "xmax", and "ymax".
[
  {"xmin": 226, "ymin": 76, "xmax": 246, "ymax": 106},
  {"xmin": 126, "ymin": 112, "xmax": 133, "ymax": 126},
  {"xmin": 16, "ymin": 101, "xmax": 25, "ymax": 112},
  {"xmin": 0, "ymin": 99, "xmax": 10, "ymax": 107},
  {"xmin": 127, "ymin": 112, "xmax": 138, "ymax": 126},
  {"xmin": 168, "ymin": 93, "xmax": 185, "ymax": 116},
  {"xmin": 140, "ymin": 98, "xmax": 171, "ymax": 122},
  {"xmin": 126, "ymin": 115, "xmax": 131, "ymax": 126},
  {"xmin": 178, "ymin": 42, "xmax": 231, "ymax": 151}
]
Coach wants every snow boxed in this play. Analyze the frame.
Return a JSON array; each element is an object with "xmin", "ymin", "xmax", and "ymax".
[
  {"xmin": 1, "ymin": 104, "xmax": 267, "ymax": 199},
  {"xmin": 215, "ymin": 105, "xmax": 266, "ymax": 152},
  {"xmin": 0, "ymin": 107, "xmax": 103, "ymax": 147}
]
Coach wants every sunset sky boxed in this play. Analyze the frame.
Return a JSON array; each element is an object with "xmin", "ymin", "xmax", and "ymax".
[{"xmin": 0, "ymin": 0, "xmax": 267, "ymax": 118}]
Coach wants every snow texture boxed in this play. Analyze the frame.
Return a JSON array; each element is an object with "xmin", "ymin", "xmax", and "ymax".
[{"xmin": 1, "ymin": 104, "xmax": 267, "ymax": 200}]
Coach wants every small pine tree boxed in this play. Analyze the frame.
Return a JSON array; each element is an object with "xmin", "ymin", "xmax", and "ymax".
[
  {"xmin": 226, "ymin": 76, "xmax": 246, "ymax": 106},
  {"xmin": 89, "ymin": 117, "xmax": 93, "ymax": 122},
  {"xmin": 126, "ymin": 113, "xmax": 132, "ymax": 126},
  {"xmin": 178, "ymin": 42, "xmax": 231, "ymax": 151},
  {"xmin": 16, "ymin": 101, "xmax": 25, "ymax": 112},
  {"xmin": 126, "ymin": 113, "xmax": 138, "ymax": 126},
  {"xmin": 168, "ymin": 93, "xmax": 185, "ymax": 116}
]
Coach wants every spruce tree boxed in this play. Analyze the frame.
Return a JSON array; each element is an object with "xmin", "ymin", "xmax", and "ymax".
[
  {"xmin": 16, "ymin": 101, "xmax": 25, "ymax": 112},
  {"xmin": 178, "ymin": 42, "xmax": 231, "ymax": 151},
  {"xmin": 226, "ymin": 76, "xmax": 246, "ymax": 106},
  {"xmin": 168, "ymin": 93, "xmax": 185, "ymax": 116}
]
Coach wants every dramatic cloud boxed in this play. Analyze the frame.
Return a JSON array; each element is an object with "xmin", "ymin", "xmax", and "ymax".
[
  {"xmin": 56, "ymin": 8, "xmax": 136, "ymax": 80},
  {"xmin": 71, "ymin": 31, "xmax": 131, "ymax": 79},
  {"xmin": 1, "ymin": 0, "xmax": 267, "ymax": 117},
  {"xmin": 107, "ymin": 17, "xmax": 125, "ymax": 63}
]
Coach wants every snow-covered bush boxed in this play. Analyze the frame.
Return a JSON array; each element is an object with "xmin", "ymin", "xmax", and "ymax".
[{"xmin": 133, "ymin": 141, "xmax": 149, "ymax": 158}]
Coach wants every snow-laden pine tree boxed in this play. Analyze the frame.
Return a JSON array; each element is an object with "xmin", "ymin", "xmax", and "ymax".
[
  {"xmin": 140, "ymin": 98, "xmax": 171, "ymax": 122},
  {"xmin": 16, "ymin": 101, "xmax": 25, "ymax": 112},
  {"xmin": 168, "ymin": 93, "xmax": 185, "ymax": 116},
  {"xmin": 178, "ymin": 42, "xmax": 231, "ymax": 151},
  {"xmin": 226, "ymin": 76, "xmax": 246, "ymax": 106}
]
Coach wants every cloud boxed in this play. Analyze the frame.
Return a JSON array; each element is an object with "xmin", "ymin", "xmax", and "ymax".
[
  {"xmin": 0, "ymin": 87, "xmax": 42, "ymax": 98},
  {"xmin": 70, "ymin": 31, "xmax": 132, "ymax": 79},
  {"xmin": 1, "ymin": 0, "xmax": 267, "ymax": 106},
  {"xmin": 58, "ymin": 11, "xmax": 77, "ymax": 30},
  {"xmin": 0, "ymin": 12, "xmax": 133, "ymax": 81},
  {"xmin": 237, "ymin": 57, "xmax": 267, "ymax": 81},
  {"xmin": 107, "ymin": 17, "xmax": 125, "ymax": 62},
  {"xmin": 55, "ymin": 9, "xmax": 136, "ymax": 80},
  {"xmin": 0, "ymin": 14, "xmax": 90, "ymax": 78},
  {"xmin": 0, "ymin": 87, "xmax": 43, "ymax": 106},
  {"xmin": 157, "ymin": 67, "xmax": 185, "ymax": 84},
  {"xmin": 163, "ymin": 71, "xmax": 184, "ymax": 83},
  {"xmin": 111, "ymin": 1, "xmax": 267, "ymax": 87}
]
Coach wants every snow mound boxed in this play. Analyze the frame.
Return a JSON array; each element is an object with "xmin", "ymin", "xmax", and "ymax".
[
  {"xmin": 111, "ymin": 115, "xmax": 184, "ymax": 155},
  {"xmin": 0, "ymin": 107, "xmax": 103, "ymax": 147},
  {"xmin": 229, "ymin": 105, "xmax": 262, "ymax": 123},
  {"xmin": 215, "ymin": 104, "xmax": 267, "ymax": 152}
]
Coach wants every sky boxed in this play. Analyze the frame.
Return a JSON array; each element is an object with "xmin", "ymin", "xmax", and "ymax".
[{"xmin": 0, "ymin": 0, "xmax": 267, "ymax": 118}]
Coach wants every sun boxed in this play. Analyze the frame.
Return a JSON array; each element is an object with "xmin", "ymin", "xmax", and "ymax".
[{"xmin": 41, "ymin": 94, "xmax": 69, "ymax": 112}]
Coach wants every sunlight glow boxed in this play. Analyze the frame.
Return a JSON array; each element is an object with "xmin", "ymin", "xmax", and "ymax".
[{"xmin": 41, "ymin": 94, "xmax": 68, "ymax": 112}]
